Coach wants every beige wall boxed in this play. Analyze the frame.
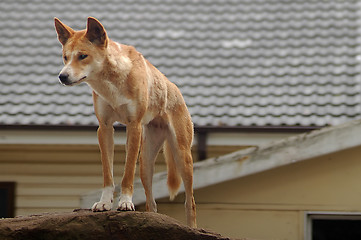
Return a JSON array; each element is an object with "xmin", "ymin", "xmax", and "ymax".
[
  {"xmin": 152, "ymin": 146, "xmax": 361, "ymax": 240},
  {"xmin": 0, "ymin": 143, "xmax": 240, "ymax": 216},
  {"xmin": 3, "ymin": 141, "xmax": 361, "ymax": 240}
]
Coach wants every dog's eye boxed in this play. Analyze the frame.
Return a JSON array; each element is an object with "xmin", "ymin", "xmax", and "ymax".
[
  {"xmin": 79, "ymin": 54, "xmax": 88, "ymax": 60},
  {"xmin": 63, "ymin": 56, "xmax": 68, "ymax": 61}
]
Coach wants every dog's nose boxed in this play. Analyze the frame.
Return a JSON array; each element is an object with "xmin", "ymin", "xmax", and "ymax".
[{"xmin": 59, "ymin": 73, "xmax": 69, "ymax": 84}]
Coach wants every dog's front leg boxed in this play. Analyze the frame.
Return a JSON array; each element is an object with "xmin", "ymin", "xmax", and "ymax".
[
  {"xmin": 118, "ymin": 122, "xmax": 142, "ymax": 211},
  {"xmin": 92, "ymin": 124, "xmax": 115, "ymax": 211}
]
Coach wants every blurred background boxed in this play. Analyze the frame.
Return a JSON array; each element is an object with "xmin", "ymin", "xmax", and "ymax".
[{"xmin": 1, "ymin": 1, "xmax": 361, "ymax": 239}]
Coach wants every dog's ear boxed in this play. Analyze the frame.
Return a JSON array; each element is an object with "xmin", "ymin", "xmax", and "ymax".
[
  {"xmin": 86, "ymin": 17, "xmax": 108, "ymax": 48},
  {"xmin": 54, "ymin": 18, "xmax": 74, "ymax": 45}
]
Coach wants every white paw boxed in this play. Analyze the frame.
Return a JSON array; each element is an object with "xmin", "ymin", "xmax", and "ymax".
[
  {"xmin": 117, "ymin": 194, "xmax": 135, "ymax": 211},
  {"xmin": 92, "ymin": 186, "xmax": 114, "ymax": 212},
  {"xmin": 117, "ymin": 201, "xmax": 135, "ymax": 211},
  {"xmin": 92, "ymin": 201, "xmax": 112, "ymax": 212},
  {"xmin": 146, "ymin": 199, "xmax": 157, "ymax": 212}
]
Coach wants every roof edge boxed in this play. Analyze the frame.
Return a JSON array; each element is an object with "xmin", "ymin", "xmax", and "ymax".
[{"xmin": 0, "ymin": 124, "xmax": 319, "ymax": 133}]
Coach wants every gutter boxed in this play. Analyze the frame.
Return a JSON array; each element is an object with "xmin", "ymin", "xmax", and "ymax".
[{"xmin": 0, "ymin": 124, "xmax": 320, "ymax": 160}]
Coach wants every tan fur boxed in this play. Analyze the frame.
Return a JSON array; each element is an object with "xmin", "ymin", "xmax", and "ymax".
[
  {"xmin": 164, "ymin": 140, "xmax": 182, "ymax": 201},
  {"xmin": 55, "ymin": 17, "xmax": 196, "ymax": 227}
]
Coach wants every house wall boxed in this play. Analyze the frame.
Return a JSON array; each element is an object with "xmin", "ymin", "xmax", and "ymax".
[
  {"xmin": 0, "ymin": 143, "xmax": 241, "ymax": 216},
  {"xmin": 152, "ymin": 146, "xmax": 361, "ymax": 240},
  {"xmin": 2, "ymin": 129, "xmax": 338, "ymax": 240}
]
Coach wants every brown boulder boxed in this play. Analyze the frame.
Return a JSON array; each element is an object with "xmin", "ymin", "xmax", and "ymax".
[{"xmin": 0, "ymin": 209, "xmax": 243, "ymax": 240}]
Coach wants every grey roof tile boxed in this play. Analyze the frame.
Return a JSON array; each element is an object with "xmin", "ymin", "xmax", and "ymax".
[{"xmin": 1, "ymin": 0, "xmax": 361, "ymax": 127}]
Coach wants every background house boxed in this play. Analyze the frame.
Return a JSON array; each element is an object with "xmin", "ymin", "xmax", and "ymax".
[
  {"xmin": 79, "ymin": 119, "xmax": 360, "ymax": 240},
  {"xmin": 1, "ymin": 0, "xmax": 361, "ymax": 239}
]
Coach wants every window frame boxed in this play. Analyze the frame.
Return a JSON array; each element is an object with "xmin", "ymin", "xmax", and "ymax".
[
  {"xmin": 0, "ymin": 182, "xmax": 15, "ymax": 218},
  {"xmin": 305, "ymin": 211, "xmax": 361, "ymax": 240}
]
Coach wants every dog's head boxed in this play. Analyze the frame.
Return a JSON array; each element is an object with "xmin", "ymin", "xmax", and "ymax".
[{"xmin": 54, "ymin": 17, "xmax": 108, "ymax": 86}]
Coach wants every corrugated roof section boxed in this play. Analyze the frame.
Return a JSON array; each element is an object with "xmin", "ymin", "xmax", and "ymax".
[{"xmin": 1, "ymin": 0, "xmax": 361, "ymax": 127}]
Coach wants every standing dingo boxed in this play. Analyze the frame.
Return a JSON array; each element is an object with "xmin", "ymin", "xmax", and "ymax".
[{"xmin": 54, "ymin": 17, "xmax": 196, "ymax": 227}]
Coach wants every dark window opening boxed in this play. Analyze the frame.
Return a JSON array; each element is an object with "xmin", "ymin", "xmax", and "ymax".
[
  {"xmin": 311, "ymin": 215, "xmax": 361, "ymax": 240},
  {"xmin": 0, "ymin": 182, "xmax": 15, "ymax": 218}
]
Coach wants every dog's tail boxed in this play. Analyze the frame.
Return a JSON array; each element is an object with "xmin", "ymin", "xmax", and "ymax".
[{"xmin": 163, "ymin": 140, "xmax": 182, "ymax": 201}]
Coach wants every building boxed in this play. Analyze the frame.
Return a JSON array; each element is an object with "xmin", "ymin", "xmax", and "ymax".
[
  {"xmin": 82, "ymin": 119, "xmax": 361, "ymax": 239},
  {"xmin": 1, "ymin": 1, "xmax": 361, "ymax": 239}
]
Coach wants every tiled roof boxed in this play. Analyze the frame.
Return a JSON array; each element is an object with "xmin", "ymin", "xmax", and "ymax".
[{"xmin": 1, "ymin": 0, "xmax": 361, "ymax": 127}]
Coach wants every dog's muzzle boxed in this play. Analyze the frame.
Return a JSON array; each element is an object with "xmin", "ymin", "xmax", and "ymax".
[
  {"xmin": 59, "ymin": 74, "xmax": 87, "ymax": 86},
  {"xmin": 59, "ymin": 73, "xmax": 71, "ymax": 85}
]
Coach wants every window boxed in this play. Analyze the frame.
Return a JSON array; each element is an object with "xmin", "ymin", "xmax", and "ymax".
[
  {"xmin": 0, "ymin": 182, "xmax": 15, "ymax": 218},
  {"xmin": 307, "ymin": 212, "xmax": 361, "ymax": 240}
]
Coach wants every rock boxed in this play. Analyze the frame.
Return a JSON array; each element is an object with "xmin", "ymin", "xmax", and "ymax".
[{"xmin": 0, "ymin": 209, "xmax": 244, "ymax": 240}]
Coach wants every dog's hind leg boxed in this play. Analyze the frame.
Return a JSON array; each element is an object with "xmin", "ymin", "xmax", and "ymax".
[
  {"xmin": 172, "ymin": 145, "xmax": 197, "ymax": 228},
  {"xmin": 139, "ymin": 123, "xmax": 166, "ymax": 212},
  {"xmin": 179, "ymin": 150, "xmax": 197, "ymax": 228},
  {"xmin": 167, "ymin": 116, "xmax": 197, "ymax": 228}
]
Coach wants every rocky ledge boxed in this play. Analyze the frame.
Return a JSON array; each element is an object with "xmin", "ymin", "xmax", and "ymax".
[{"xmin": 0, "ymin": 209, "xmax": 245, "ymax": 240}]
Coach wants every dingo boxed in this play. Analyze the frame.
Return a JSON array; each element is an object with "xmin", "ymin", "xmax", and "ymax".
[{"xmin": 54, "ymin": 17, "xmax": 196, "ymax": 227}]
